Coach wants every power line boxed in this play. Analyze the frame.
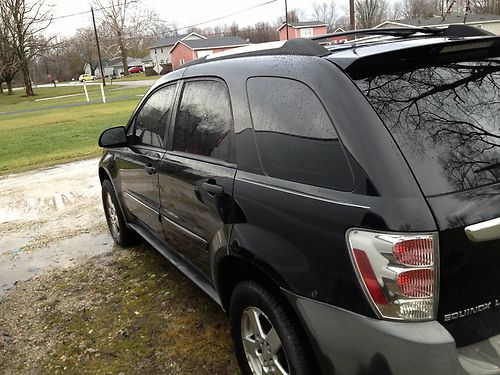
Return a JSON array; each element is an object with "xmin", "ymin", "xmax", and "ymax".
[
  {"xmin": 49, "ymin": 0, "xmax": 279, "ymax": 32},
  {"xmin": 175, "ymin": 0, "xmax": 279, "ymax": 31},
  {"xmin": 50, "ymin": 4, "xmax": 116, "ymax": 22}
]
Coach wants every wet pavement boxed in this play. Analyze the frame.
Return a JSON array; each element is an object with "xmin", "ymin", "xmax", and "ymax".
[{"xmin": 0, "ymin": 158, "xmax": 114, "ymax": 294}]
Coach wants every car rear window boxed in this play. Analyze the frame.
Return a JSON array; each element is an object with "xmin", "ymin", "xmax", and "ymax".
[{"xmin": 353, "ymin": 50, "xmax": 500, "ymax": 196}]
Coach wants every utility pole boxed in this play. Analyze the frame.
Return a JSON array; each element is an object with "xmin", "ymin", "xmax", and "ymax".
[
  {"xmin": 92, "ymin": 7, "xmax": 106, "ymax": 87},
  {"xmin": 285, "ymin": 0, "xmax": 289, "ymax": 40},
  {"xmin": 349, "ymin": 0, "xmax": 355, "ymax": 30}
]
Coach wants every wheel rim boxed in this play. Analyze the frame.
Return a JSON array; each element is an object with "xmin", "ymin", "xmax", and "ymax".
[
  {"xmin": 241, "ymin": 307, "xmax": 290, "ymax": 375},
  {"xmin": 105, "ymin": 191, "xmax": 120, "ymax": 239}
]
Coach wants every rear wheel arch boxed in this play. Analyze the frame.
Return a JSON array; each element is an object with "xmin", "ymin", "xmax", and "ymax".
[
  {"xmin": 218, "ymin": 255, "xmax": 321, "ymax": 374},
  {"xmin": 215, "ymin": 255, "xmax": 284, "ymax": 313}
]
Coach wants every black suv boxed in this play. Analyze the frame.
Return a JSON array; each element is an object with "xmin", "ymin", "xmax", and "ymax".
[{"xmin": 98, "ymin": 26, "xmax": 500, "ymax": 375}]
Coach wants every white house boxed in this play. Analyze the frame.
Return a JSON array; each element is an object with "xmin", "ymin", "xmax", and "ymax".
[{"xmin": 149, "ymin": 32, "xmax": 206, "ymax": 68}]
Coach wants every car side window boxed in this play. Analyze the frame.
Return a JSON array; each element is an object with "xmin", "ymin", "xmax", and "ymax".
[
  {"xmin": 247, "ymin": 77, "xmax": 354, "ymax": 191},
  {"xmin": 172, "ymin": 80, "xmax": 234, "ymax": 163},
  {"xmin": 133, "ymin": 84, "xmax": 176, "ymax": 148}
]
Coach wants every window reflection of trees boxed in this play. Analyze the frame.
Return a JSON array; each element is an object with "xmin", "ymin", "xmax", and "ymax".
[
  {"xmin": 173, "ymin": 81, "xmax": 231, "ymax": 161},
  {"xmin": 357, "ymin": 59, "xmax": 500, "ymax": 193}
]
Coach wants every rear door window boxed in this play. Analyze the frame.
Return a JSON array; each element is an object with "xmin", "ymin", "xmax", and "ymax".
[
  {"xmin": 172, "ymin": 80, "xmax": 234, "ymax": 163},
  {"xmin": 247, "ymin": 77, "xmax": 354, "ymax": 191},
  {"xmin": 354, "ymin": 53, "xmax": 500, "ymax": 196}
]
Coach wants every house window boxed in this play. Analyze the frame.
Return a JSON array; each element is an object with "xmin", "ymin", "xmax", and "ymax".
[
  {"xmin": 154, "ymin": 48, "xmax": 157, "ymax": 54},
  {"xmin": 161, "ymin": 48, "xmax": 164, "ymax": 53},
  {"xmin": 160, "ymin": 60, "xmax": 164, "ymax": 64},
  {"xmin": 300, "ymin": 28, "xmax": 313, "ymax": 38},
  {"xmin": 180, "ymin": 58, "xmax": 185, "ymax": 65}
]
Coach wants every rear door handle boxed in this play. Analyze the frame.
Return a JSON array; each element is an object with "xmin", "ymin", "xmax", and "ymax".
[
  {"xmin": 201, "ymin": 182, "xmax": 224, "ymax": 196},
  {"xmin": 465, "ymin": 217, "xmax": 500, "ymax": 242},
  {"xmin": 145, "ymin": 164, "xmax": 156, "ymax": 175}
]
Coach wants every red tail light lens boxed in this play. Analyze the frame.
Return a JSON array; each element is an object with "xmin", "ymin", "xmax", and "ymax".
[
  {"xmin": 397, "ymin": 269, "xmax": 434, "ymax": 298},
  {"xmin": 394, "ymin": 238, "xmax": 434, "ymax": 266}
]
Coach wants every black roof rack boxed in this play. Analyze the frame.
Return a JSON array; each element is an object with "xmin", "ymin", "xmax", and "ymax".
[
  {"xmin": 180, "ymin": 25, "xmax": 495, "ymax": 69},
  {"xmin": 310, "ymin": 24, "xmax": 494, "ymax": 41},
  {"xmin": 182, "ymin": 38, "xmax": 330, "ymax": 68}
]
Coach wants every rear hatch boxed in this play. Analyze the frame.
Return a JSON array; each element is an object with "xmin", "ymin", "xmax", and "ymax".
[{"xmin": 348, "ymin": 37, "xmax": 500, "ymax": 346}]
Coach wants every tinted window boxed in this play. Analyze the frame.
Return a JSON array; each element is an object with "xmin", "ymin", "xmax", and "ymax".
[
  {"xmin": 173, "ymin": 80, "xmax": 233, "ymax": 162},
  {"xmin": 247, "ymin": 77, "xmax": 353, "ymax": 191},
  {"xmin": 134, "ymin": 84, "xmax": 176, "ymax": 148},
  {"xmin": 354, "ymin": 55, "xmax": 500, "ymax": 195}
]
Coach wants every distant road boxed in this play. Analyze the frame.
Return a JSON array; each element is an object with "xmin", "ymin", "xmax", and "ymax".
[{"xmin": 31, "ymin": 79, "xmax": 158, "ymax": 88}]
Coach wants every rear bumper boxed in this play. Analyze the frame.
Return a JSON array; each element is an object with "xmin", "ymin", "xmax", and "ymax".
[
  {"xmin": 458, "ymin": 333, "xmax": 500, "ymax": 374},
  {"xmin": 284, "ymin": 290, "xmax": 472, "ymax": 375}
]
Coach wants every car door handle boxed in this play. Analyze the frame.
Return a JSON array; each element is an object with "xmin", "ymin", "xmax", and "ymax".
[
  {"xmin": 201, "ymin": 182, "xmax": 224, "ymax": 196},
  {"xmin": 144, "ymin": 164, "xmax": 156, "ymax": 175}
]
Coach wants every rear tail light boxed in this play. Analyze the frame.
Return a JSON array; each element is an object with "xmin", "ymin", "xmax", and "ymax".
[{"xmin": 347, "ymin": 229, "xmax": 438, "ymax": 321}]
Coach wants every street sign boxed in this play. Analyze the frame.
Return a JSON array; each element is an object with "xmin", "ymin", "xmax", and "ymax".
[{"xmin": 153, "ymin": 63, "xmax": 162, "ymax": 74}]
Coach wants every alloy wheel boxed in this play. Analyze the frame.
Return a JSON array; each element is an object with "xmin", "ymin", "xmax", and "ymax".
[{"xmin": 241, "ymin": 306, "xmax": 290, "ymax": 375}]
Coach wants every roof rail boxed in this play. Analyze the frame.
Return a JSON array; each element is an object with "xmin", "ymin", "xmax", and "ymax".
[
  {"xmin": 182, "ymin": 38, "xmax": 330, "ymax": 68},
  {"xmin": 310, "ymin": 24, "xmax": 493, "ymax": 41}
]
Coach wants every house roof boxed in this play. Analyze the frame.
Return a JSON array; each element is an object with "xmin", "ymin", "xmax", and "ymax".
[
  {"xmin": 150, "ymin": 32, "xmax": 206, "ymax": 49},
  {"xmin": 173, "ymin": 36, "xmax": 250, "ymax": 51},
  {"xmin": 277, "ymin": 21, "xmax": 327, "ymax": 31},
  {"xmin": 377, "ymin": 13, "xmax": 500, "ymax": 28}
]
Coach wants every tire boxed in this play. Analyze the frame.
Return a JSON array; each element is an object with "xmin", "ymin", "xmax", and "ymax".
[
  {"xmin": 229, "ymin": 281, "xmax": 316, "ymax": 375},
  {"xmin": 101, "ymin": 179, "xmax": 137, "ymax": 246}
]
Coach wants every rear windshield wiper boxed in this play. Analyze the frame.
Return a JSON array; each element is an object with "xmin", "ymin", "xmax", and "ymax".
[{"xmin": 474, "ymin": 162, "xmax": 500, "ymax": 174}]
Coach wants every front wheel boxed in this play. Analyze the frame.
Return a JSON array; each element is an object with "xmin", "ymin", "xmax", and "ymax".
[
  {"xmin": 229, "ymin": 281, "xmax": 316, "ymax": 375},
  {"xmin": 101, "ymin": 179, "xmax": 136, "ymax": 246}
]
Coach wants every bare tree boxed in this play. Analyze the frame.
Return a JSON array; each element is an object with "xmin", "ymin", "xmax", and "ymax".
[
  {"xmin": 242, "ymin": 22, "xmax": 278, "ymax": 43},
  {"xmin": 312, "ymin": 1, "xmax": 339, "ymax": 32},
  {"xmin": 471, "ymin": 0, "xmax": 500, "ymax": 14},
  {"xmin": 69, "ymin": 27, "xmax": 98, "ymax": 75},
  {"xmin": 0, "ymin": 20, "xmax": 20, "ymax": 94},
  {"xmin": 93, "ymin": 0, "xmax": 135, "ymax": 75},
  {"xmin": 355, "ymin": 0, "xmax": 389, "ymax": 28},
  {"xmin": 399, "ymin": 0, "xmax": 436, "ymax": 18},
  {"xmin": 0, "ymin": 0, "xmax": 53, "ymax": 96}
]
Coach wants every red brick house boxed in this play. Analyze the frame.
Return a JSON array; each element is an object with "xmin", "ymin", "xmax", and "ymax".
[
  {"xmin": 170, "ymin": 36, "xmax": 250, "ymax": 69},
  {"xmin": 277, "ymin": 21, "xmax": 327, "ymax": 40}
]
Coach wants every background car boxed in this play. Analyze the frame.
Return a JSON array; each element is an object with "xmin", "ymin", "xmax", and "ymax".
[
  {"xmin": 128, "ymin": 66, "xmax": 143, "ymax": 74},
  {"xmin": 78, "ymin": 74, "xmax": 97, "ymax": 82}
]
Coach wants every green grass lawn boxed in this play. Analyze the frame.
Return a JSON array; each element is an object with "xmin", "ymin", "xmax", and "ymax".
[
  {"xmin": 0, "ymin": 98, "xmax": 143, "ymax": 175},
  {"xmin": 0, "ymin": 85, "xmax": 148, "ymax": 113}
]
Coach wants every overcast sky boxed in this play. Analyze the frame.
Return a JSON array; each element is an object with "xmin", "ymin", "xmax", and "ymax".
[{"xmin": 47, "ymin": 0, "xmax": 349, "ymax": 37}]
